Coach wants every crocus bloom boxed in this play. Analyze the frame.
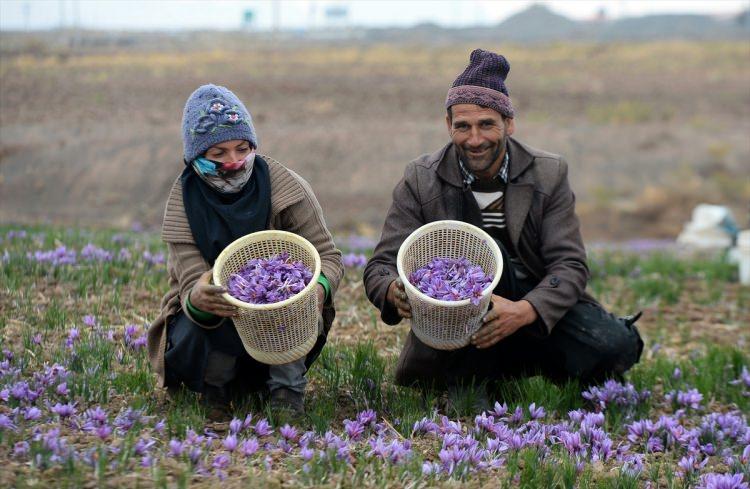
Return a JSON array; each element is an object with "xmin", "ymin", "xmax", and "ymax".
[
  {"xmin": 239, "ymin": 438, "xmax": 259, "ymax": 457},
  {"xmin": 223, "ymin": 434, "xmax": 238, "ymax": 452}
]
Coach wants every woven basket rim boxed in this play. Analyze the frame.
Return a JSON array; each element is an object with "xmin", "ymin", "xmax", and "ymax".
[
  {"xmin": 212, "ymin": 230, "xmax": 322, "ymax": 311},
  {"xmin": 396, "ymin": 220, "xmax": 503, "ymax": 307}
]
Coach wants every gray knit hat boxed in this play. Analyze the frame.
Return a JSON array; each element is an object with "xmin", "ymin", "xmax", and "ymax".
[{"xmin": 181, "ymin": 84, "xmax": 257, "ymax": 162}]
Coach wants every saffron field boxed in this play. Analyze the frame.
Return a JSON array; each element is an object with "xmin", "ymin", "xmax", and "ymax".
[{"xmin": 0, "ymin": 225, "xmax": 748, "ymax": 488}]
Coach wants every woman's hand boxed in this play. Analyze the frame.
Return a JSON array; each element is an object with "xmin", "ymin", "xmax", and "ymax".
[
  {"xmin": 316, "ymin": 283, "xmax": 325, "ymax": 314},
  {"xmin": 189, "ymin": 270, "xmax": 238, "ymax": 318}
]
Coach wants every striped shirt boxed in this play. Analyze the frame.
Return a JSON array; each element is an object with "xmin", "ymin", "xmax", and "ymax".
[
  {"xmin": 458, "ymin": 148, "xmax": 531, "ymax": 279},
  {"xmin": 459, "ymin": 150, "xmax": 510, "ymax": 234}
]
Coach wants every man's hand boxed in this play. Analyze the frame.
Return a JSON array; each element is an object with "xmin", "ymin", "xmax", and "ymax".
[
  {"xmin": 316, "ymin": 283, "xmax": 325, "ymax": 314},
  {"xmin": 189, "ymin": 270, "xmax": 238, "ymax": 318},
  {"xmin": 386, "ymin": 278, "xmax": 412, "ymax": 319},
  {"xmin": 471, "ymin": 296, "xmax": 538, "ymax": 349}
]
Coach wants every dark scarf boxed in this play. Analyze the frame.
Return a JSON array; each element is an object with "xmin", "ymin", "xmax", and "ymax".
[{"xmin": 181, "ymin": 156, "xmax": 271, "ymax": 265}]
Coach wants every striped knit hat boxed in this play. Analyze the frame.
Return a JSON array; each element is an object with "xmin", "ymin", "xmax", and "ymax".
[{"xmin": 445, "ymin": 49, "xmax": 515, "ymax": 119}]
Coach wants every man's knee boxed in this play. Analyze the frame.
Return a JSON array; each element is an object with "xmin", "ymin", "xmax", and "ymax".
[
  {"xmin": 595, "ymin": 314, "xmax": 643, "ymax": 375},
  {"xmin": 553, "ymin": 303, "xmax": 644, "ymax": 381}
]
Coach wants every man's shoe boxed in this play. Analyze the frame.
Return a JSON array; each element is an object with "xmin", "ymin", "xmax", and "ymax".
[
  {"xmin": 269, "ymin": 387, "xmax": 305, "ymax": 417},
  {"xmin": 201, "ymin": 384, "xmax": 231, "ymax": 421},
  {"xmin": 445, "ymin": 383, "xmax": 491, "ymax": 416}
]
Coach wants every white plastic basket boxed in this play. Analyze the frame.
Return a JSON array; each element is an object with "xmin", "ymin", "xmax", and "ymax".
[
  {"xmin": 397, "ymin": 220, "xmax": 503, "ymax": 350},
  {"xmin": 213, "ymin": 230, "xmax": 321, "ymax": 365}
]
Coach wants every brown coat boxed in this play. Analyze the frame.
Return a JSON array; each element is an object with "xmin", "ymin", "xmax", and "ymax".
[
  {"xmin": 147, "ymin": 155, "xmax": 343, "ymax": 387},
  {"xmin": 363, "ymin": 137, "xmax": 597, "ymax": 334}
]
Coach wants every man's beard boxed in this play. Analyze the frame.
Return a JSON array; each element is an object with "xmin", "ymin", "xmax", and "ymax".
[{"xmin": 457, "ymin": 138, "xmax": 504, "ymax": 176}]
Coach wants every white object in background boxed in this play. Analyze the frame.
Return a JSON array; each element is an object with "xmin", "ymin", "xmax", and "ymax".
[
  {"xmin": 737, "ymin": 230, "xmax": 750, "ymax": 286},
  {"xmin": 676, "ymin": 204, "xmax": 738, "ymax": 249}
]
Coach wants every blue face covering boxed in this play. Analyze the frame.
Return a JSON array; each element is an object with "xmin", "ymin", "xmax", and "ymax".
[
  {"xmin": 191, "ymin": 151, "xmax": 256, "ymax": 194},
  {"xmin": 193, "ymin": 157, "xmax": 220, "ymax": 176}
]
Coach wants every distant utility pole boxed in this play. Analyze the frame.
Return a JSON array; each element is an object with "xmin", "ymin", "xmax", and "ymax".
[
  {"xmin": 59, "ymin": 0, "xmax": 66, "ymax": 29},
  {"xmin": 308, "ymin": 0, "xmax": 317, "ymax": 31},
  {"xmin": 23, "ymin": 2, "xmax": 30, "ymax": 31},
  {"xmin": 273, "ymin": 1, "xmax": 281, "ymax": 34}
]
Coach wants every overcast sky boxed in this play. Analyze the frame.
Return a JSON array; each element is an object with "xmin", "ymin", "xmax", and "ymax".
[{"xmin": 1, "ymin": 0, "xmax": 748, "ymax": 31}]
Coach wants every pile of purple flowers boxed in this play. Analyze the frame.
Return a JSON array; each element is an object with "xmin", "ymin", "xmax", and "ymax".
[
  {"xmin": 227, "ymin": 252, "xmax": 313, "ymax": 304},
  {"xmin": 409, "ymin": 257, "xmax": 492, "ymax": 305}
]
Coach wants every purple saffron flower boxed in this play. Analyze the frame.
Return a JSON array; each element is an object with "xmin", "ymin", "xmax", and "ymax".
[
  {"xmin": 559, "ymin": 431, "xmax": 585, "ymax": 457},
  {"xmin": 56, "ymin": 382, "xmax": 69, "ymax": 397},
  {"xmin": 696, "ymin": 473, "xmax": 748, "ymax": 489},
  {"xmin": 528, "ymin": 402, "xmax": 546, "ymax": 420},
  {"xmin": 646, "ymin": 436, "xmax": 664, "ymax": 453},
  {"xmin": 117, "ymin": 248, "xmax": 132, "ymax": 261},
  {"xmin": 0, "ymin": 414, "xmax": 17, "ymax": 431},
  {"xmin": 279, "ymin": 424, "xmax": 299, "ymax": 442},
  {"xmin": 65, "ymin": 328, "xmax": 80, "ymax": 348},
  {"xmin": 142, "ymin": 250, "xmax": 165, "ymax": 266},
  {"xmin": 492, "ymin": 402, "xmax": 509, "ymax": 418},
  {"xmin": 51, "ymin": 402, "xmax": 76, "ymax": 418},
  {"xmin": 422, "ymin": 461, "xmax": 441, "ymax": 475},
  {"xmin": 188, "ymin": 447, "xmax": 202, "ymax": 465},
  {"xmin": 10, "ymin": 381, "xmax": 28, "ymax": 401},
  {"xmin": 300, "ymin": 446, "xmax": 314, "ymax": 461},
  {"xmin": 131, "ymin": 335, "xmax": 147, "ymax": 350},
  {"xmin": 253, "ymin": 418, "xmax": 273, "ymax": 437},
  {"xmin": 678, "ymin": 454, "xmax": 708, "ymax": 476},
  {"xmin": 356, "ymin": 409, "xmax": 377, "ymax": 426},
  {"xmin": 729, "ymin": 367, "xmax": 750, "ymax": 391},
  {"xmin": 154, "ymin": 419, "xmax": 166, "ymax": 435},
  {"xmin": 229, "ymin": 418, "xmax": 243, "ymax": 434},
  {"xmin": 212, "ymin": 454, "xmax": 230, "ymax": 470},
  {"xmin": 239, "ymin": 437, "xmax": 259, "ymax": 457},
  {"xmin": 343, "ymin": 419, "xmax": 365, "ymax": 440},
  {"xmin": 13, "ymin": 441, "xmax": 30, "ymax": 457},
  {"xmin": 222, "ymin": 434, "xmax": 238, "ymax": 452},
  {"xmin": 85, "ymin": 405, "xmax": 108, "ymax": 424},
  {"xmin": 509, "ymin": 406, "xmax": 524, "ymax": 424},
  {"xmin": 24, "ymin": 406, "xmax": 42, "ymax": 421},
  {"xmin": 95, "ymin": 424, "xmax": 112, "ymax": 440},
  {"xmin": 81, "ymin": 243, "xmax": 113, "ymax": 262},
  {"xmin": 134, "ymin": 438, "xmax": 155, "ymax": 456},
  {"xmin": 342, "ymin": 253, "xmax": 368, "ymax": 269},
  {"xmin": 168, "ymin": 439, "xmax": 184, "ymax": 457},
  {"xmin": 413, "ymin": 417, "xmax": 439, "ymax": 435},
  {"xmin": 669, "ymin": 388, "xmax": 703, "ymax": 409}
]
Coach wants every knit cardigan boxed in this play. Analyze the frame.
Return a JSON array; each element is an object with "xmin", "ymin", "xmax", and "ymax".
[{"xmin": 147, "ymin": 155, "xmax": 343, "ymax": 387}]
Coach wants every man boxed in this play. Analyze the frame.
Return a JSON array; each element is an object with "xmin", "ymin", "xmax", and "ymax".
[{"xmin": 363, "ymin": 49, "xmax": 643, "ymax": 407}]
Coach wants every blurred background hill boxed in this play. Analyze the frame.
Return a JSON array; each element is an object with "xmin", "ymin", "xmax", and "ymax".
[{"xmin": 1, "ymin": 2, "xmax": 748, "ymax": 241}]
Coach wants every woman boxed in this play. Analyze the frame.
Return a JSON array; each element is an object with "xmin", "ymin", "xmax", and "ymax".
[{"xmin": 147, "ymin": 84, "xmax": 343, "ymax": 418}]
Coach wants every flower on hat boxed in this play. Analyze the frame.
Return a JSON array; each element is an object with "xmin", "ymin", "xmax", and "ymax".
[
  {"xmin": 209, "ymin": 100, "xmax": 227, "ymax": 113},
  {"xmin": 223, "ymin": 110, "xmax": 242, "ymax": 124},
  {"xmin": 194, "ymin": 114, "xmax": 219, "ymax": 135}
]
